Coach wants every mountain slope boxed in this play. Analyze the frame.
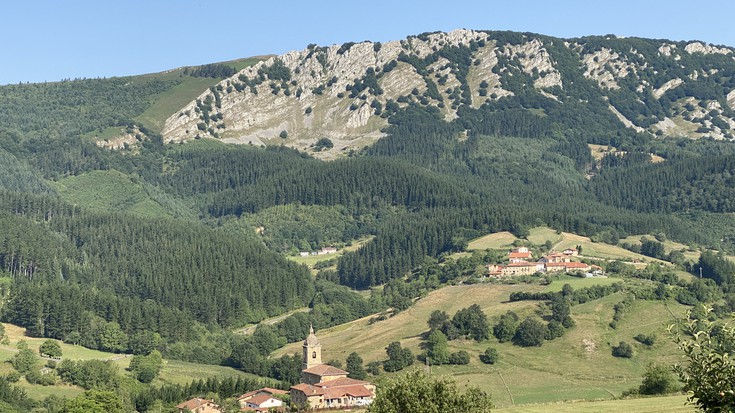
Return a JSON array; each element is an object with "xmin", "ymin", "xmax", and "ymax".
[{"xmin": 163, "ymin": 29, "xmax": 735, "ymax": 156}]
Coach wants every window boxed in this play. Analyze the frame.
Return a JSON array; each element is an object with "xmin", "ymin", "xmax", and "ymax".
[{"xmin": 312, "ymin": 351, "xmax": 317, "ymax": 359}]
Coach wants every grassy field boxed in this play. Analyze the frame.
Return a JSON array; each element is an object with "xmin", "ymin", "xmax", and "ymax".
[
  {"xmin": 273, "ymin": 280, "xmax": 690, "ymax": 409},
  {"xmin": 0, "ymin": 323, "xmax": 262, "ymax": 400},
  {"xmin": 51, "ymin": 169, "xmax": 197, "ymax": 220},
  {"xmin": 287, "ymin": 237, "xmax": 374, "ymax": 272},
  {"xmin": 134, "ymin": 57, "xmax": 265, "ymax": 133},
  {"xmin": 468, "ymin": 227, "xmax": 669, "ymax": 266},
  {"xmin": 496, "ymin": 394, "xmax": 694, "ymax": 412}
]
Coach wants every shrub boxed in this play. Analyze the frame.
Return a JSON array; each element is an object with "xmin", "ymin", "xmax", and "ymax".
[
  {"xmin": 448, "ymin": 351, "xmax": 470, "ymax": 365},
  {"xmin": 639, "ymin": 363, "xmax": 677, "ymax": 395},
  {"xmin": 279, "ymin": 130, "xmax": 288, "ymax": 139},
  {"xmin": 314, "ymin": 138, "xmax": 334, "ymax": 151},
  {"xmin": 479, "ymin": 347, "xmax": 499, "ymax": 364},
  {"xmin": 513, "ymin": 317, "xmax": 546, "ymax": 347},
  {"xmin": 612, "ymin": 341, "xmax": 634, "ymax": 358},
  {"xmin": 633, "ymin": 333, "xmax": 656, "ymax": 346}
]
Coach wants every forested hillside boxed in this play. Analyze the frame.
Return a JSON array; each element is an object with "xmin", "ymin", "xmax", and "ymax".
[{"xmin": 1, "ymin": 32, "xmax": 735, "ymax": 410}]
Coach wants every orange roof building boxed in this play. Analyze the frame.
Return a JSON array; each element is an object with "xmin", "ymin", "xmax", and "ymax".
[
  {"xmin": 290, "ymin": 326, "xmax": 375, "ymax": 410},
  {"xmin": 176, "ymin": 398, "xmax": 221, "ymax": 413}
]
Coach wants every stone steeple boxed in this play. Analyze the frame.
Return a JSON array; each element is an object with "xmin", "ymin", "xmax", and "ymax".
[{"xmin": 302, "ymin": 324, "xmax": 322, "ymax": 370}]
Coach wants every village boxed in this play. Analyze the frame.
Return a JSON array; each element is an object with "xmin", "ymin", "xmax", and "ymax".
[
  {"xmin": 176, "ymin": 327, "xmax": 374, "ymax": 413},
  {"xmin": 487, "ymin": 246, "xmax": 604, "ymax": 278}
]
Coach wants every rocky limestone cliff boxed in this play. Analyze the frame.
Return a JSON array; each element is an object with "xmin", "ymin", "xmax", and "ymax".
[{"xmin": 162, "ymin": 30, "xmax": 735, "ymax": 156}]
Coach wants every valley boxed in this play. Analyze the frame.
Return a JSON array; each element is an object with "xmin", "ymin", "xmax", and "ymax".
[{"xmin": 0, "ymin": 27, "xmax": 734, "ymax": 412}]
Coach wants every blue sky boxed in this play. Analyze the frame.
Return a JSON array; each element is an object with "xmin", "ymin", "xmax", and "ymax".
[{"xmin": 2, "ymin": 0, "xmax": 733, "ymax": 85}]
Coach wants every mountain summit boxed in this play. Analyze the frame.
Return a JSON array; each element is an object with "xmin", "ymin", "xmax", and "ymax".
[{"xmin": 163, "ymin": 29, "xmax": 735, "ymax": 156}]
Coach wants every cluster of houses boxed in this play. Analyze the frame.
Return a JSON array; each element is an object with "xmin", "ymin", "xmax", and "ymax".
[
  {"xmin": 177, "ymin": 327, "xmax": 375, "ymax": 412},
  {"xmin": 177, "ymin": 388, "xmax": 288, "ymax": 413},
  {"xmin": 488, "ymin": 246, "xmax": 602, "ymax": 277},
  {"xmin": 299, "ymin": 246, "xmax": 338, "ymax": 257}
]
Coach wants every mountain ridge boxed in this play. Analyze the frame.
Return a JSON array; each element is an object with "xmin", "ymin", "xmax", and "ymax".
[{"xmin": 162, "ymin": 29, "xmax": 735, "ymax": 157}]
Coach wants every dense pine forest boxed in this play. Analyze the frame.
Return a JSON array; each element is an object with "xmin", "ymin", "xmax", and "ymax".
[{"xmin": 1, "ymin": 29, "xmax": 735, "ymax": 411}]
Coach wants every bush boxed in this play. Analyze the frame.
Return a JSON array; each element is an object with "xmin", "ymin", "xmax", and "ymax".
[
  {"xmin": 545, "ymin": 320, "xmax": 566, "ymax": 340},
  {"xmin": 639, "ymin": 363, "xmax": 677, "ymax": 395},
  {"xmin": 612, "ymin": 341, "xmax": 634, "ymax": 358},
  {"xmin": 314, "ymin": 137, "xmax": 334, "ymax": 151},
  {"xmin": 279, "ymin": 130, "xmax": 288, "ymax": 139},
  {"xmin": 479, "ymin": 347, "xmax": 499, "ymax": 364},
  {"xmin": 513, "ymin": 317, "xmax": 546, "ymax": 347},
  {"xmin": 448, "ymin": 351, "xmax": 470, "ymax": 365},
  {"xmin": 39, "ymin": 339, "xmax": 62, "ymax": 358},
  {"xmin": 493, "ymin": 311, "xmax": 519, "ymax": 343},
  {"xmin": 633, "ymin": 333, "xmax": 656, "ymax": 346},
  {"xmin": 369, "ymin": 370, "xmax": 492, "ymax": 413}
]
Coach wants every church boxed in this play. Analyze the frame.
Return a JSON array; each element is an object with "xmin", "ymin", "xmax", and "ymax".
[{"xmin": 289, "ymin": 326, "xmax": 375, "ymax": 410}]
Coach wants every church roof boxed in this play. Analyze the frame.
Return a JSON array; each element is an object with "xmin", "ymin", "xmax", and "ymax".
[
  {"xmin": 302, "ymin": 364, "xmax": 349, "ymax": 376},
  {"xmin": 290, "ymin": 383, "xmax": 325, "ymax": 396},
  {"xmin": 315, "ymin": 377, "xmax": 370, "ymax": 387},
  {"xmin": 323, "ymin": 385, "xmax": 374, "ymax": 399}
]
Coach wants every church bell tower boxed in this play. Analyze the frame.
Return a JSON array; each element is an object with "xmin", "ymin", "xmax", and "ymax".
[{"xmin": 302, "ymin": 324, "xmax": 322, "ymax": 370}]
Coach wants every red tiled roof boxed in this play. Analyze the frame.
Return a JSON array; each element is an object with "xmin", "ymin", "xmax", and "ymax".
[
  {"xmin": 247, "ymin": 394, "xmax": 279, "ymax": 407},
  {"xmin": 177, "ymin": 398, "xmax": 217, "ymax": 410},
  {"xmin": 507, "ymin": 261, "xmax": 537, "ymax": 267},
  {"xmin": 302, "ymin": 364, "xmax": 349, "ymax": 376},
  {"xmin": 322, "ymin": 385, "xmax": 374, "ymax": 400},
  {"xmin": 316, "ymin": 377, "xmax": 369, "ymax": 387},
  {"xmin": 545, "ymin": 262, "xmax": 567, "ymax": 267},
  {"xmin": 508, "ymin": 252, "xmax": 532, "ymax": 258},
  {"xmin": 238, "ymin": 388, "xmax": 288, "ymax": 400},
  {"xmin": 291, "ymin": 383, "xmax": 325, "ymax": 396},
  {"xmin": 565, "ymin": 262, "xmax": 589, "ymax": 268}
]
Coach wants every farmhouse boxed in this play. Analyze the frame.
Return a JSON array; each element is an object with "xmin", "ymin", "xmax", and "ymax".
[
  {"xmin": 176, "ymin": 398, "xmax": 221, "ymax": 413},
  {"xmin": 318, "ymin": 247, "xmax": 338, "ymax": 255},
  {"xmin": 488, "ymin": 248, "xmax": 592, "ymax": 277},
  {"xmin": 563, "ymin": 248, "xmax": 579, "ymax": 256},
  {"xmin": 237, "ymin": 388, "xmax": 288, "ymax": 411},
  {"xmin": 290, "ymin": 326, "xmax": 375, "ymax": 410}
]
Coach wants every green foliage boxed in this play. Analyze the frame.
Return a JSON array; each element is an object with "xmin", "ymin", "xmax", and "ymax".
[
  {"xmin": 612, "ymin": 341, "xmax": 634, "ymax": 358},
  {"xmin": 634, "ymin": 333, "xmax": 657, "ymax": 346},
  {"xmin": 128, "ymin": 350, "xmax": 163, "ymax": 383},
  {"xmin": 451, "ymin": 304, "xmax": 490, "ymax": 341},
  {"xmin": 11, "ymin": 348, "xmax": 40, "ymax": 374},
  {"xmin": 314, "ymin": 137, "xmax": 334, "ymax": 151},
  {"xmin": 57, "ymin": 359, "xmax": 119, "ymax": 389},
  {"xmin": 39, "ymin": 339, "xmax": 62, "ymax": 358},
  {"xmin": 61, "ymin": 390, "xmax": 124, "ymax": 413},
  {"xmin": 368, "ymin": 370, "xmax": 492, "ymax": 413},
  {"xmin": 425, "ymin": 329, "xmax": 450, "ymax": 364},
  {"xmin": 513, "ymin": 317, "xmax": 546, "ymax": 347},
  {"xmin": 448, "ymin": 350, "xmax": 470, "ymax": 365},
  {"xmin": 479, "ymin": 347, "xmax": 500, "ymax": 364},
  {"xmin": 493, "ymin": 311, "xmax": 520, "ymax": 343},
  {"xmin": 383, "ymin": 341, "xmax": 414, "ymax": 372},
  {"xmin": 184, "ymin": 63, "xmax": 236, "ymax": 78},
  {"xmin": 672, "ymin": 310, "xmax": 735, "ymax": 412},
  {"xmin": 638, "ymin": 363, "xmax": 678, "ymax": 395},
  {"xmin": 346, "ymin": 352, "xmax": 367, "ymax": 380}
]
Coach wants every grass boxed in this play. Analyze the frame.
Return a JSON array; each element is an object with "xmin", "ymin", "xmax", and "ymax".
[
  {"xmin": 467, "ymin": 232, "xmax": 518, "ymax": 250},
  {"xmin": 0, "ymin": 323, "xmax": 265, "ymax": 400},
  {"xmin": 134, "ymin": 57, "xmax": 265, "ymax": 133},
  {"xmin": 273, "ymin": 280, "xmax": 690, "ymax": 409},
  {"xmin": 51, "ymin": 169, "xmax": 197, "ymax": 220},
  {"xmin": 496, "ymin": 394, "xmax": 694, "ymax": 412},
  {"xmin": 286, "ymin": 237, "xmax": 374, "ymax": 272},
  {"xmin": 468, "ymin": 227, "xmax": 669, "ymax": 265}
]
